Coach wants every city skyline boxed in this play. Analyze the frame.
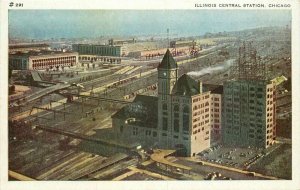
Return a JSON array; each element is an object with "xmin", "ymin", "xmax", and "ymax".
[{"xmin": 9, "ymin": 10, "xmax": 291, "ymax": 39}]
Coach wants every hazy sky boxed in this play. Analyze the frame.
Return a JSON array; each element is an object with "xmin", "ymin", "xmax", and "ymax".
[{"xmin": 9, "ymin": 10, "xmax": 291, "ymax": 39}]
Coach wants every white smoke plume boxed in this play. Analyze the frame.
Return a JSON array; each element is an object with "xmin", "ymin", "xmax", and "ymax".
[{"xmin": 187, "ymin": 59, "xmax": 235, "ymax": 77}]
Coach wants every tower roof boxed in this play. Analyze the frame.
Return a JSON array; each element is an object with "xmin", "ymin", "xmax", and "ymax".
[
  {"xmin": 158, "ymin": 49, "xmax": 178, "ymax": 69},
  {"xmin": 172, "ymin": 74, "xmax": 201, "ymax": 96}
]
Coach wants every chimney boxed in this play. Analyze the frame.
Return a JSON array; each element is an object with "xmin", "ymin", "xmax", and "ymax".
[{"xmin": 199, "ymin": 81, "xmax": 203, "ymax": 94}]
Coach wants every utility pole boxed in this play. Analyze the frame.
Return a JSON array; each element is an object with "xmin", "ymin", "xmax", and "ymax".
[{"xmin": 167, "ymin": 28, "xmax": 170, "ymax": 48}]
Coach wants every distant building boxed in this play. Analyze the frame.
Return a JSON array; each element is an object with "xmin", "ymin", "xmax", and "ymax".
[
  {"xmin": 112, "ymin": 50, "xmax": 216, "ymax": 156},
  {"xmin": 9, "ymin": 51, "xmax": 78, "ymax": 70},
  {"xmin": 9, "ymin": 43, "xmax": 50, "ymax": 53},
  {"xmin": 72, "ymin": 44, "xmax": 122, "ymax": 57},
  {"xmin": 222, "ymin": 80, "xmax": 276, "ymax": 148},
  {"xmin": 108, "ymin": 38, "xmax": 136, "ymax": 46},
  {"xmin": 170, "ymin": 40, "xmax": 196, "ymax": 48}
]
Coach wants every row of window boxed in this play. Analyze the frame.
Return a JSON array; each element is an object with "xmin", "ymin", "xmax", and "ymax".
[
  {"xmin": 162, "ymin": 104, "xmax": 190, "ymax": 113},
  {"xmin": 162, "ymin": 116, "xmax": 189, "ymax": 132},
  {"xmin": 193, "ymin": 128, "xmax": 209, "ymax": 135},
  {"xmin": 192, "ymin": 95, "xmax": 210, "ymax": 103},
  {"xmin": 32, "ymin": 61, "xmax": 75, "ymax": 67},
  {"xmin": 193, "ymin": 102, "xmax": 209, "ymax": 110},
  {"xmin": 131, "ymin": 127, "xmax": 158, "ymax": 137},
  {"xmin": 32, "ymin": 56, "xmax": 76, "ymax": 63},
  {"xmin": 193, "ymin": 121, "xmax": 209, "ymax": 128}
]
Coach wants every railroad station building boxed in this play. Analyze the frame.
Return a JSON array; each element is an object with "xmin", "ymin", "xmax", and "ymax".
[{"xmin": 112, "ymin": 50, "xmax": 219, "ymax": 156}]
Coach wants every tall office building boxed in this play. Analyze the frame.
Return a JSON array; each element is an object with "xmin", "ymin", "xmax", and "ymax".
[{"xmin": 222, "ymin": 43, "xmax": 276, "ymax": 148}]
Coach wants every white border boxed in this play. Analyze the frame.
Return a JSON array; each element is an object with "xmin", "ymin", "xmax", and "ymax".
[{"xmin": 1, "ymin": 0, "xmax": 300, "ymax": 190}]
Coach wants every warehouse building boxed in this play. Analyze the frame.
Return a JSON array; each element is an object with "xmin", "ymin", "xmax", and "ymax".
[
  {"xmin": 72, "ymin": 44, "xmax": 123, "ymax": 57},
  {"xmin": 112, "ymin": 50, "xmax": 217, "ymax": 156},
  {"xmin": 9, "ymin": 51, "xmax": 78, "ymax": 70},
  {"xmin": 9, "ymin": 43, "xmax": 50, "ymax": 53}
]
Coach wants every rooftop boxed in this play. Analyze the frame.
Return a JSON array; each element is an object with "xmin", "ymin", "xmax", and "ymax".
[
  {"xmin": 157, "ymin": 49, "xmax": 178, "ymax": 70},
  {"xmin": 172, "ymin": 74, "xmax": 201, "ymax": 96},
  {"xmin": 202, "ymin": 84, "xmax": 223, "ymax": 94},
  {"xmin": 111, "ymin": 95, "xmax": 158, "ymax": 129},
  {"xmin": 73, "ymin": 43, "xmax": 122, "ymax": 48},
  {"xmin": 9, "ymin": 50, "xmax": 76, "ymax": 57}
]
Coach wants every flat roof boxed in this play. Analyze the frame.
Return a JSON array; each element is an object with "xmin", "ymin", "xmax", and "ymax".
[
  {"xmin": 73, "ymin": 43, "xmax": 122, "ymax": 48},
  {"xmin": 9, "ymin": 50, "xmax": 77, "ymax": 58},
  {"xmin": 202, "ymin": 83, "xmax": 223, "ymax": 94}
]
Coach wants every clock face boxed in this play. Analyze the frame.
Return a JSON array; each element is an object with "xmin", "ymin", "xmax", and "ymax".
[
  {"xmin": 163, "ymin": 72, "xmax": 167, "ymax": 76},
  {"xmin": 170, "ymin": 71, "xmax": 176, "ymax": 78}
]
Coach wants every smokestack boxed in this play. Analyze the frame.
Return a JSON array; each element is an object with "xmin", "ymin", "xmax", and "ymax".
[{"xmin": 199, "ymin": 81, "xmax": 203, "ymax": 94}]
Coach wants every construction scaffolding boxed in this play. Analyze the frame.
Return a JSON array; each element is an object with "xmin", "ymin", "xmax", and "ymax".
[{"xmin": 232, "ymin": 42, "xmax": 266, "ymax": 80}]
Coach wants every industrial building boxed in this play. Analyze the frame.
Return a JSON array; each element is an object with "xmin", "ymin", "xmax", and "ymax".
[
  {"xmin": 222, "ymin": 43, "xmax": 276, "ymax": 148},
  {"xmin": 112, "ymin": 50, "xmax": 219, "ymax": 156},
  {"xmin": 72, "ymin": 44, "xmax": 123, "ymax": 57},
  {"xmin": 170, "ymin": 40, "xmax": 196, "ymax": 48},
  {"xmin": 9, "ymin": 51, "xmax": 78, "ymax": 70},
  {"xmin": 108, "ymin": 38, "xmax": 136, "ymax": 46},
  {"xmin": 9, "ymin": 43, "xmax": 50, "ymax": 53}
]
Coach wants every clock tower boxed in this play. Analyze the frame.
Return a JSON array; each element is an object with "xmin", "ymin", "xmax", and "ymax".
[
  {"xmin": 157, "ymin": 49, "xmax": 178, "ymax": 99},
  {"xmin": 157, "ymin": 49, "xmax": 178, "ymax": 147}
]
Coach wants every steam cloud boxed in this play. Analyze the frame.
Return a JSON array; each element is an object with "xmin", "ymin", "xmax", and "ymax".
[{"xmin": 187, "ymin": 59, "xmax": 235, "ymax": 77}]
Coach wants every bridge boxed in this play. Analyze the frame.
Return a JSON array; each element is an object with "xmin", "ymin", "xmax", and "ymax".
[{"xmin": 15, "ymin": 83, "xmax": 71, "ymax": 106}]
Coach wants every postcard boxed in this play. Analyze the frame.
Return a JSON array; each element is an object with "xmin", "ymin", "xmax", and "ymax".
[{"xmin": 0, "ymin": 0, "xmax": 299, "ymax": 190}]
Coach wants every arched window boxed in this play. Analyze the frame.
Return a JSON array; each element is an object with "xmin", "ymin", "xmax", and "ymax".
[
  {"xmin": 162, "ymin": 103, "xmax": 168, "ymax": 110},
  {"xmin": 174, "ymin": 105, "xmax": 179, "ymax": 112},
  {"xmin": 182, "ymin": 106, "xmax": 190, "ymax": 132},
  {"xmin": 183, "ymin": 106, "xmax": 189, "ymax": 113}
]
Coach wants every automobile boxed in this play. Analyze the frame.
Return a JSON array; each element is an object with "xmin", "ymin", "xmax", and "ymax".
[
  {"xmin": 215, "ymin": 172, "xmax": 222, "ymax": 177},
  {"xmin": 223, "ymin": 177, "xmax": 232, "ymax": 180},
  {"xmin": 247, "ymin": 172, "xmax": 256, "ymax": 176},
  {"xmin": 198, "ymin": 161, "xmax": 205, "ymax": 166}
]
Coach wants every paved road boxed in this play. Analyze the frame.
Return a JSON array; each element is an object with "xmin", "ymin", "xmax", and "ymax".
[{"xmin": 175, "ymin": 158, "xmax": 272, "ymax": 180}]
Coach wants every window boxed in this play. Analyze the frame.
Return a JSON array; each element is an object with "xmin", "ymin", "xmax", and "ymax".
[
  {"xmin": 162, "ymin": 133, "xmax": 167, "ymax": 136},
  {"xmin": 120, "ymin": 125, "xmax": 123, "ymax": 133},
  {"xmin": 174, "ymin": 105, "xmax": 179, "ymax": 112},
  {"xmin": 133, "ymin": 127, "xmax": 138, "ymax": 135},
  {"xmin": 174, "ymin": 119, "xmax": 179, "ymax": 132},
  {"xmin": 163, "ymin": 117, "xmax": 168, "ymax": 131},
  {"xmin": 153, "ymin": 131, "xmax": 157, "ymax": 137},
  {"xmin": 183, "ymin": 106, "xmax": 189, "ymax": 132},
  {"xmin": 162, "ymin": 103, "xmax": 168, "ymax": 110},
  {"xmin": 145, "ymin": 130, "xmax": 151, "ymax": 136}
]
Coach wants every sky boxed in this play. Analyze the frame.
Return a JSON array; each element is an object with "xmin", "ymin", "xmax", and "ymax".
[{"xmin": 8, "ymin": 10, "xmax": 291, "ymax": 39}]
